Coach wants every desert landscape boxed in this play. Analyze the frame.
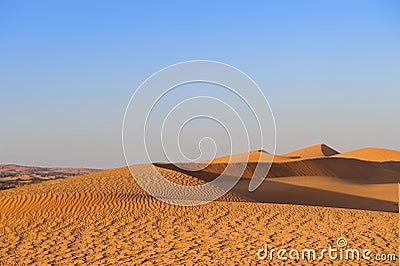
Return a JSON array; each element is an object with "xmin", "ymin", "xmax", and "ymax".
[
  {"xmin": 0, "ymin": 144, "xmax": 398, "ymax": 265},
  {"xmin": 0, "ymin": 164, "xmax": 98, "ymax": 190},
  {"xmin": 2, "ymin": 0, "xmax": 399, "ymax": 264}
]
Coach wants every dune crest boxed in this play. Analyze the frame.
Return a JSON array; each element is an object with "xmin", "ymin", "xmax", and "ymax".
[
  {"xmin": 208, "ymin": 150, "xmax": 294, "ymax": 163},
  {"xmin": 284, "ymin": 143, "xmax": 339, "ymax": 158},
  {"xmin": 335, "ymin": 147, "xmax": 400, "ymax": 162}
]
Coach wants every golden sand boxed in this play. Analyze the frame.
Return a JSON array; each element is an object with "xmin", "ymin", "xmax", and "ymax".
[{"xmin": 0, "ymin": 146, "xmax": 398, "ymax": 265}]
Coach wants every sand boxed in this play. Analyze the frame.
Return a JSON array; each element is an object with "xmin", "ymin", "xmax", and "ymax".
[
  {"xmin": 335, "ymin": 147, "xmax": 400, "ymax": 162},
  {"xmin": 284, "ymin": 143, "xmax": 340, "ymax": 158},
  {"xmin": 208, "ymin": 150, "xmax": 294, "ymax": 163},
  {"xmin": 0, "ymin": 146, "xmax": 399, "ymax": 265}
]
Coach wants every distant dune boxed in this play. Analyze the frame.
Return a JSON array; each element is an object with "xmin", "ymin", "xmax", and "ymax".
[
  {"xmin": 209, "ymin": 143, "xmax": 341, "ymax": 163},
  {"xmin": 208, "ymin": 150, "xmax": 294, "ymax": 163},
  {"xmin": 335, "ymin": 147, "xmax": 400, "ymax": 162},
  {"xmin": 284, "ymin": 143, "xmax": 339, "ymax": 158},
  {"xmin": 0, "ymin": 145, "xmax": 398, "ymax": 264},
  {"xmin": 157, "ymin": 144, "xmax": 400, "ymax": 212}
]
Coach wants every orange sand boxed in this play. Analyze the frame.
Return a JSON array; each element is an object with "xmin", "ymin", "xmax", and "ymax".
[{"xmin": 0, "ymin": 145, "xmax": 398, "ymax": 265}]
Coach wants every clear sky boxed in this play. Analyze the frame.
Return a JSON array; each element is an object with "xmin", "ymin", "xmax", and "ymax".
[{"xmin": 0, "ymin": 1, "xmax": 399, "ymax": 168}]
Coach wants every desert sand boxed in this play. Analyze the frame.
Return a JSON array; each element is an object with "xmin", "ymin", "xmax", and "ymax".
[
  {"xmin": 284, "ymin": 143, "xmax": 340, "ymax": 158},
  {"xmin": 335, "ymin": 147, "xmax": 400, "ymax": 162},
  {"xmin": 0, "ymin": 144, "xmax": 398, "ymax": 265}
]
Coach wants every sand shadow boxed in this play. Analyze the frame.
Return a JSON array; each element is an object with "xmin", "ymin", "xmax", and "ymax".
[{"xmin": 154, "ymin": 163, "xmax": 398, "ymax": 212}]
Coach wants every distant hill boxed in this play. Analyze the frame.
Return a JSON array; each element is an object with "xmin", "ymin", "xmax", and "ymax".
[{"xmin": 0, "ymin": 164, "xmax": 99, "ymax": 189}]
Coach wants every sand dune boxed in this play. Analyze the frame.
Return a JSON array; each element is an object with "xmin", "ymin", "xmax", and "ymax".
[
  {"xmin": 156, "ymin": 145, "xmax": 400, "ymax": 212},
  {"xmin": 230, "ymin": 177, "xmax": 398, "ymax": 212},
  {"xmin": 284, "ymin": 143, "xmax": 339, "ymax": 158},
  {"xmin": 0, "ymin": 164, "xmax": 398, "ymax": 265},
  {"xmin": 170, "ymin": 158, "xmax": 400, "ymax": 183},
  {"xmin": 207, "ymin": 150, "xmax": 294, "ymax": 163},
  {"xmin": 0, "ymin": 145, "xmax": 399, "ymax": 264},
  {"xmin": 335, "ymin": 147, "xmax": 400, "ymax": 162},
  {"xmin": 157, "ymin": 159, "xmax": 399, "ymax": 212}
]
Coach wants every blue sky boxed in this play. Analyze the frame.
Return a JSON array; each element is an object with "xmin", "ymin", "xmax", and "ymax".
[{"xmin": 0, "ymin": 1, "xmax": 399, "ymax": 168}]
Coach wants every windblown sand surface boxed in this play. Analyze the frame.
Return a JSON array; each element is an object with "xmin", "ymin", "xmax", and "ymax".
[{"xmin": 0, "ymin": 145, "xmax": 399, "ymax": 265}]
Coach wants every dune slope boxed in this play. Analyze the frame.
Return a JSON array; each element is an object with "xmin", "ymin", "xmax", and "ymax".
[
  {"xmin": 335, "ymin": 147, "xmax": 400, "ymax": 162},
  {"xmin": 284, "ymin": 143, "xmax": 339, "ymax": 158},
  {"xmin": 157, "ymin": 149, "xmax": 400, "ymax": 212}
]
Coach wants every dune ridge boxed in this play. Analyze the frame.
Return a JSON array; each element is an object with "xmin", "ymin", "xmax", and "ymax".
[
  {"xmin": 156, "ymin": 145, "xmax": 400, "ymax": 212},
  {"xmin": 206, "ymin": 150, "xmax": 294, "ymax": 163},
  {"xmin": 284, "ymin": 143, "xmax": 339, "ymax": 158},
  {"xmin": 335, "ymin": 147, "xmax": 400, "ymax": 162}
]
